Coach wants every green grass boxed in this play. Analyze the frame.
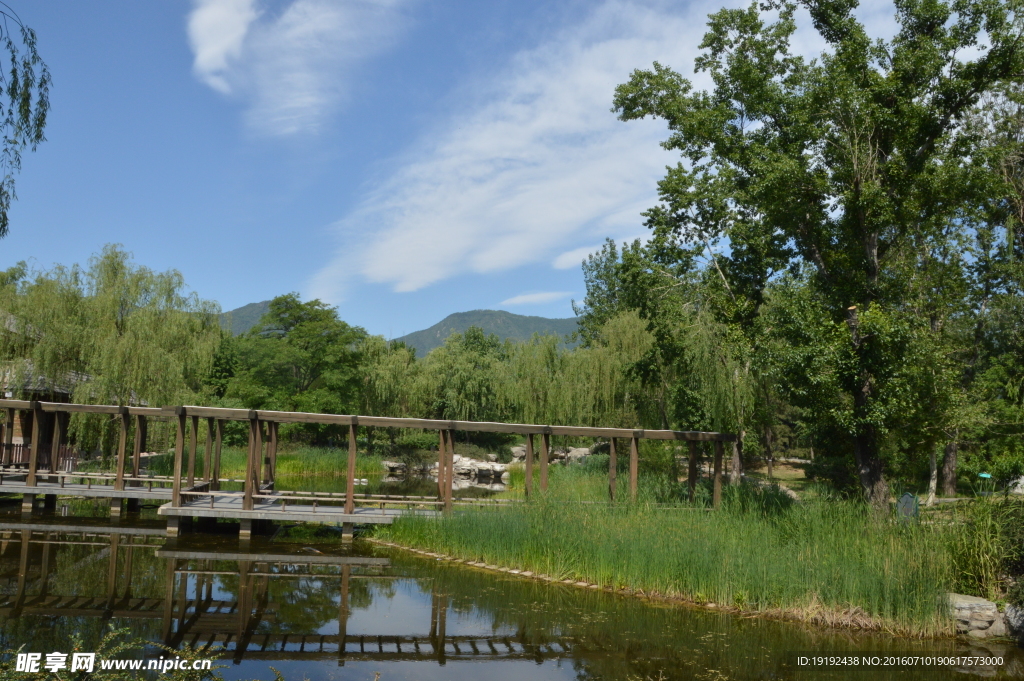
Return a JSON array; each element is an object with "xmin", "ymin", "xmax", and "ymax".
[
  {"xmin": 377, "ymin": 480, "xmax": 959, "ymax": 636},
  {"xmin": 147, "ymin": 446, "xmax": 388, "ymax": 479}
]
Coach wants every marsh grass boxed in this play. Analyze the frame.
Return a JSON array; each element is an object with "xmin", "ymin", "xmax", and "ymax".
[
  {"xmin": 378, "ymin": 484, "xmax": 956, "ymax": 636},
  {"xmin": 147, "ymin": 446, "xmax": 387, "ymax": 479}
]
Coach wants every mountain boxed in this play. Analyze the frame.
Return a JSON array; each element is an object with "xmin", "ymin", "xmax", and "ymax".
[
  {"xmin": 220, "ymin": 300, "xmax": 271, "ymax": 336},
  {"xmin": 395, "ymin": 310, "xmax": 579, "ymax": 357}
]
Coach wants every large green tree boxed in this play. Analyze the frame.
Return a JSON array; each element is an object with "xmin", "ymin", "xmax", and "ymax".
[
  {"xmin": 614, "ymin": 0, "xmax": 1024, "ymax": 504},
  {"xmin": 223, "ymin": 294, "xmax": 367, "ymax": 417}
]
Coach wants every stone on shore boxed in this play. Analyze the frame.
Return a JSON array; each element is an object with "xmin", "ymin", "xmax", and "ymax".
[{"xmin": 948, "ymin": 593, "xmax": 1007, "ymax": 638}]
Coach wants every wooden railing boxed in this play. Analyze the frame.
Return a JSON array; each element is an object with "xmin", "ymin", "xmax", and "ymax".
[{"xmin": 0, "ymin": 400, "xmax": 737, "ymax": 511}]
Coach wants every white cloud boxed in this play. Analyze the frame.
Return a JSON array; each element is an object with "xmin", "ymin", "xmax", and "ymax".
[
  {"xmin": 500, "ymin": 291, "xmax": 574, "ymax": 306},
  {"xmin": 188, "ymin": 0, "xmax": 259, "ymax": 94},
  {"xmin": 311, "ymin": 0, "xmax": 704, "ymax": 299},
  {"xmin": 187, "ymin": 0, "xmax": 411, "ymax": 135},
  {"xmin": 310, "ymin": 0, "xmax": 902, "ymax": 300},
  {"xmin": 552, "ymin": 244, "xmax": 604, "ymax": 270}
]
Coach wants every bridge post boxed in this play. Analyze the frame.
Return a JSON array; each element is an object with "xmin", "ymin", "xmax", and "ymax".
[
  {"xmin": 0, "ymin": 407, "xmax": 11, "ymax": 465},
  {"xmin": 344, "ymin": 421, "xmax": 357, "ymax": 538},
  {"xmin": 266, "ymin": 421, "xmax": 278, "ymax": 487},
  {"xmin": 203, "ymin": 418, "xmax": 214, "ymax": 484},
  {"xmin": 243, "ymin": 414, "xmax": 258, "ymax": 511},
  {"xmin": 524, "ymin": 433, "xmax": 534, "ymax": 499},
  {"xmin": 608, "ymin": 438, "xmax": 617, "ymax": 501},
  {"xmin": 444, "ymin": 429, "xmax": 455, "ymax": 513},
  {"xmin": 713, "ymin": 440, "xmax": 724, "ymax": 509},
  {"xmin": 111, "ymin": 407, "xmax": 129, "ymax": 518},
  {"xmin": 540, "ymin": 431, "xmax": 550, "ymax": 493},
  {"xmin": 187, "ymin": 415, "xmax": 199, "ymax": 487},
  {"xmin": 172, "ymin": 408, "xmax": 186, "ymax": 507},
  {"xmin": 687, "ymin": 441, "xmax": 698, "ymax": 502},
  {"xmin": 436, "ymin": 430, "xmax": 446, "ymax": 502},
  {"xmin": 261, "ymin": 421, "xmax": 273, "ymax": 484},
  {"xmin": 213, "ymin": 420, "xmax": 223, "ymax": 491},
  {"xmin": 127, "ymin": 415, "xmax": 147, "ymax": 512},
  {"xmin": 629, "ymin": 434, "xmax": 639, "ymax": 502},
  {"xmin": 23, "ymin": 402, "xmax": 42, "ymax": 513}
]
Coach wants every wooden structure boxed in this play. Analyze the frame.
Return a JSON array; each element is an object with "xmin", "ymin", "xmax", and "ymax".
[{"xmin": 0, "ymin": 400, "xmax": 737, "ymax": 537}]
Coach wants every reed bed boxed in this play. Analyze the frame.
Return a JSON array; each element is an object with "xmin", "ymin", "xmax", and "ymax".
[
  {"xmin": 147, "ymin": 446, "xmax": 387, "ymax": 478},
  {"xmin": 377, "ymin": 488, "xmax": 957, "ymax": 636}
]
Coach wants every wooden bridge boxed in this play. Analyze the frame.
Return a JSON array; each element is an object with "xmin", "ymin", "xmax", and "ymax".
[
  {"xmin": 0, "ymin": 399, "xmax": 736, "ymax": 537},
  {"xmin": 0, "ymin": 523, "xmax": 599, "ymax": 665}
]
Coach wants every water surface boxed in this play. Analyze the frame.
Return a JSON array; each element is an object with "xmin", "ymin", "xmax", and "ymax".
[{"xmin": 0, "ymin": 509, "xmax": 1019, "ymax": 680}]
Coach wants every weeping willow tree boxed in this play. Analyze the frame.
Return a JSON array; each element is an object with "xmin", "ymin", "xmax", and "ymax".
[
  {"xmin": 498, "ymin": 312, "xmax": 654, "ymax": 427},
  {"xmin": 419, "ymin": 327, "xmax": 509, "ymax": 422},
  {"xmin": 0, "ymin": 245, "xmax": 221, "ymax": 451},
  {"xmin": 358, "ymin": 336, "xmax": 425, "ymax": 453}
]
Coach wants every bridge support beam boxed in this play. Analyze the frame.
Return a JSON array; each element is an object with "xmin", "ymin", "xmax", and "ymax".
[
  {"xmin": 629, "ymin": 435, "xmax": 639, "ymax": 502},
  {"xmin": 609, "ymin": 438, "xmax": 617, "ymax": 501},
  {"xmin": 687, "ymin": 441, "xmax": 698, "ymax": 502},
  {"xmin": 525, "ymin": 434, "xmax": 534, "ymax": 499},
  {"xmin": 713, "ymin": 441, "xmax": 724, "ymax": 509},
  {"xmin": 540, "ymin": 431, "xmax": 549, "ymax": 493}
]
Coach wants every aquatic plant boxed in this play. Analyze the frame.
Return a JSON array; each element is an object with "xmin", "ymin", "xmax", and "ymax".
[{"xmin": 378, "ymin": 492, "xmax": 957, "ymax": 636}]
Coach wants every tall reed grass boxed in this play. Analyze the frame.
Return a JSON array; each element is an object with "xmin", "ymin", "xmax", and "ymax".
[
  {"xmin": 378, "ymin": 489, "xmax": 957, "ymax": 636},
  {"xmin": 147, "ymin": 446, "xmax": 387, "ymax": 479}
]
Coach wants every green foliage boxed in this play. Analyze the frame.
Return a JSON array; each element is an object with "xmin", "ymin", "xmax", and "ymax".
[
  {"xmin": 0, "ymin": 246, "xmax": 221, "ymax": 452},
  {"xmin": 947, "ymin": 497, "xmax": 1024, "ymax": 602},
  {"xmin": 611, "ymin": 0, "xmax": 1024, "ymax": 502},
  {"xmin": 218, "ymin": 293, "xmax": 367, "ymax": 442},
  {"xmin": 0, "ymin": 8, "xmax": 49, "ymax": 239}
]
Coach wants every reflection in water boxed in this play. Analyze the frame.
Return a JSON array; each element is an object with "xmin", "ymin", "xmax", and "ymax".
[{"xmin": 0, "ymin": 517, "xmax": 1019, "ymax": 680}]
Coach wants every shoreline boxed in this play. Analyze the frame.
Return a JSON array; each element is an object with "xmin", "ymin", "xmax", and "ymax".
[{"xmin": 366, "ymin": 537, "xmax": 951, "ymax": 639}]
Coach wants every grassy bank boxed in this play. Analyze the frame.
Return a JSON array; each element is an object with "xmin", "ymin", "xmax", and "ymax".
[
  {"xmin": 147, "ymin": 446, "xmax": 388, "ymax": 479},
  {"xmin": 376, "ymin": 488, "xmax": 960, "ymax": 636}
]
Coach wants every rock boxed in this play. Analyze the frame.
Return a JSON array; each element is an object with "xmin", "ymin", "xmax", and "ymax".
[
  {"xmin": 1006, "ymin": 603, "xmax": 1024, "ymax": 642},
  {"xmin": 511, "ymin": 445, "xmax": 527, "ymax": 461},
  {"xmin": 486, "ymin": 453, "xmax": 498, "ymax": 462},
  {"xmin": 382, "ymin": 460, "xmax": 407, "ymax": 474},
  {"xmin": 564, "ymin": 447, "xmax": 589, "ymax": 463},
  {"xmin": 1010, "ymin": 476, "xmax": 1024, "ymax": 494},
  {"xmin": 948, "ymin": 593, "xmax": 1006, "ymax": 638}
]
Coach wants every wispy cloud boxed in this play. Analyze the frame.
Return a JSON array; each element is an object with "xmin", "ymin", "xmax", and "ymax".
[
  {"xmin": 500, "ymin": 291, "xmax": 573, "ymax": 306},
  {"xmin": 309, "ymin": 0, "xmax": 901, "ymax": 301},
  {"xmin": 553, "ymin": 244, "xmax": 604, "ymax": 270},
  {"xmin": 311, "ymin": 0, "xmax": 705, "ymax": 299},
  {"xmin": 187, "ymin": 0, "xmax": 411, "ymax": 135}
]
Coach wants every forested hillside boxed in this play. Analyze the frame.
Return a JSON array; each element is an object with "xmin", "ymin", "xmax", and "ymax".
[{"xmin": 393, "ymin": 310, "xmax": 578, "ymax": 356}]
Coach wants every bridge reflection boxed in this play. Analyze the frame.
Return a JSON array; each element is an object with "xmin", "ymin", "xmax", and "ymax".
[{"xmin": 0, "ymin": 520, "xmax": 570, "ymax": 666}]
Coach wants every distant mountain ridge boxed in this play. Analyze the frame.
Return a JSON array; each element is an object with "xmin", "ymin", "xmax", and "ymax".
[
  {"xmin": 394, "ymin": 310, "xmax": 579, "ymax": 357},
  {"xmin": 220, "ymin": 303, "xmax": 579, "ymax": 355},
  {"xmin": 219, "ymin": 300, "xmax": 270, "ymax": 336}
]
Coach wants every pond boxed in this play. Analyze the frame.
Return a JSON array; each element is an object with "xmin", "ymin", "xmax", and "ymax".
[{"xmin": 0, "ymin": 507, "xmax": 1020, "ymax": 680}]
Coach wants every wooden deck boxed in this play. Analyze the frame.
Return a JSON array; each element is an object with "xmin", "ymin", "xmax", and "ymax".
[{"xmin": 158, "ymin": 492, "xmax": 422, "ymax": 527}]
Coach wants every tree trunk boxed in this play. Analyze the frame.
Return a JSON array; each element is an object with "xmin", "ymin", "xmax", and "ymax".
[
  {"xmin": 764, "ymin": 425, "xmax": 774, "ymax": 480},
  {"xmin": 729, "ymin": 431, "xmax": 744, "ymax": 485},
  {"xmin": 847, "ymin": 306, "xmax": 888, "ymax": 507},
  {"xmin": 941, "ymin": 438, "xmax": 958, "ymax": 497}
]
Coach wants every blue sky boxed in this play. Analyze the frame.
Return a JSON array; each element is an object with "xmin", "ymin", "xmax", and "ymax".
[{"xmin": 0, "ymin": 0, "xmax": 895, "ymax": 338}]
